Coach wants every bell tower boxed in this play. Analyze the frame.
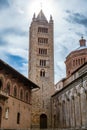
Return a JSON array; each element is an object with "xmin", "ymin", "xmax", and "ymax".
[{"xmin": 29, "ymin": 10, "xmax": 54, "ymax": 128}]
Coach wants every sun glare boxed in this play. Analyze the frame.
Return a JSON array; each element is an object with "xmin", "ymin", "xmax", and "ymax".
[{"xmin": 27, "ymin": 0, "xmax": 59, "ymax": 20}]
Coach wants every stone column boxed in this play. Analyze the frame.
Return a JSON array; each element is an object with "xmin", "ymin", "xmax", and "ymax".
[
  {"xmin": 58, "ymin": 102, "xmax": 61, "ymax": 128},
  {"xmin": 57, "ymin": 101, "xmax": 60, "ymax": 128},
  {"xmin": 65, "ymin": 98, "xmax": 70, "ymax": 128},
  {"xmin": 71, "ymin": 95, "xmax": 76, "ymax": 128},
  {"xmin": 80, "ymin": 87, "xmax": 87, "ymax": 128},
  {"xmin": 75, "ymin": 92, "xmax": 82, "ymax": 128},
  {"xmin": 63, "ymin": 100, "xmax": 66, "ymax": 128},
  {"xmin": 62, "ymin": 100, "xmax": 66, "ymax": 128},
  {"xmin": 59, "ymin": 101, "xmax": 63, "ymax": 128}
]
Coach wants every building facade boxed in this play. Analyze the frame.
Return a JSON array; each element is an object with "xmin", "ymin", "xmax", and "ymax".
[
  {"xmin": 65, "ymin": 37, "xmax": 87, "ymax": 77},
  {"xmin": 29, "ymin": 10, "xmax": 54, "ymax": 128},
  {"xmin": 52, "ymin": 38, "xmax": 87, "ymax": 129},
  {"xmin": 0, "ymin": 59, "xmax": 39, "ymax": 129}
]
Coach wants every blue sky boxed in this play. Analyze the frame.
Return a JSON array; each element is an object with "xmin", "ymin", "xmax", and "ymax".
[{"xmin": 0, "ymin": 0, "xmax": 87, "ymax": 83}]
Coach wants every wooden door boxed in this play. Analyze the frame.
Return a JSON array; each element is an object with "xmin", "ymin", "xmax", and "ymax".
[{"xmin": 40, "ymin": 114, "xmax": 47, "ymax": 129}]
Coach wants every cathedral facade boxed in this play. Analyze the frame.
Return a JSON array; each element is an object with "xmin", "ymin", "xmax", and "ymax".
[{"xmin": 52, "ymin": 38, "xmax": 87, "ymax": 129}]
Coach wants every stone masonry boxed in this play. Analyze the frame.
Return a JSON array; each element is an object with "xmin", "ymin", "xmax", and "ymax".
[
  {"xmin": 52, "ymin": 38, "xmax": 87, "ymax": 129},
  {"xmin": 29, "ymin": 10, "xmax": 54, "ymax": 128}
]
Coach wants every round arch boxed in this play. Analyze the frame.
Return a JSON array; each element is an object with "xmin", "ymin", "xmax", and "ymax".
[{"xmin": 40, "ymin": 114, "xmax": 47, "ymax": 129}]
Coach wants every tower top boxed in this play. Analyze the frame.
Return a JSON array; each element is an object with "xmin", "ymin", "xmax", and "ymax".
[
  {"xmin": 32, "ymin": 10, "xmax": 48, "ymax": 23},
  {"xmin": 36, "ymin": 10, "xmax": 48, "ymax": 22},
  {"xmin": 32, "ymin": 10, "xmax": 53, "ymax": 24},
  {"xmin": 79, "ymin": 36, "xmax": 86, "ymax": 47}
]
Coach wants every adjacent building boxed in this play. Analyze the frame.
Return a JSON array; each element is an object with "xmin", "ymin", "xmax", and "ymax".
[
  {"xmin": 0, "ymin": 59, "xmax": 39, "ymax": 129},
  {"xmin": 52, "ymin": 37, "xmax": 87, "ymax": 129}
]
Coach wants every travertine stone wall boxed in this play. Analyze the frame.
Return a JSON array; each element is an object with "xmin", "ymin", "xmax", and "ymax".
[
  {"xmin": 52, "ymin": 67, "xmax": 87, "ymax": 128},
  {"xmin": 29, "ymin": 12, "xmax": 54, "ymax": 128}
]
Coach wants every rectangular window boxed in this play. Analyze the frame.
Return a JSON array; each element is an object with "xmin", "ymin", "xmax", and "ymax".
[
  {"xmin": 38, "ymin": 27, "xmax": 48, "ymax": 33},
  {"xmin": 5, "ymin": 108, "xmax": 9, "ymax": 119},
  {"xmin": 39, "ymin": 48, "xmax": 47, "ymax": 55},
  {"xmin": 17, "ymin": 112, "xmax": 20, "ymax": 124},
  {"xmin": 40, "ymin": 60, "xmax": 46, "ymax": 66},
  {"xmin": 38, "ymin": 38, "xmax": 48, "ymax": 44}
]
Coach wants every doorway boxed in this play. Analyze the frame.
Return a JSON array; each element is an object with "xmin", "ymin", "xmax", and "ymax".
[
  {"xmin": 40, "ymin": 114, "xmax": 47, "ymax": 129},
  {"xmin": 0, "ymin": 107, "xmax": 2, "ymax": 128}
]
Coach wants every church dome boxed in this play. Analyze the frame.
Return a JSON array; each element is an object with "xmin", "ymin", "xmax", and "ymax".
[{"xmin": 65, "ymin": 37, "xmax": 87, "ymax": 77}]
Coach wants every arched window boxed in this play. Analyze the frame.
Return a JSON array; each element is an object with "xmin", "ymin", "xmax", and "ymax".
[
  {"xmin": 25, "ymin": 92, "xmax": 28, "ymax": 102},
  {"xmin": 40, "ymin": 69, "xmax": 45, "ymax": 77},
  {"xmin": 7, "ymin": 82, "xmax": 10, "ymax": 95},
  {"xmin": 5, "ymin": 107, "xmax": 9, "ymax": 119},
  {"xmin": 20, "ymin": 89, "xmax": 23, "ymax": 100},
  {"xmin": 78, "ymin": 59, "xmax": 80, "ymax": 65},
  {"xmin": 14, "ymin": 86, "xmax": 17, "ymax": 97},
  {"xmin": 84, "ymin": 58, "xmax": 86, "ymax": 63},
  {"xmin": 17, "ymin": 112, "xmax": 20, "ymax": 124},
  {"xmin": 0, "ymin": 79, "xmax": 3, "ymax": 90},
  {"xmin": 81, "ymin": 58, "xmax": 83, "ymax": 64}
]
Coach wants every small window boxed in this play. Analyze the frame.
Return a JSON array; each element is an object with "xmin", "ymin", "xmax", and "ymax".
[
  {"xmin": 78, "ymin": 59, "xmax": 80, "ymax": 65},
  {"xmin": 38, "ymin": 38, "xmax": 48, "ymax": 44},
  {"xmin": 17, "ymin": 112, "xmax": 20, "ymax": 124},
  {"xmin": 7, "ymin": 82, "xmax": 10, "ymax": 95},
  {"xmin": 5, "ymin": 108, "xmax": 9, "ymax": 119},
  {"xmin": 20, "ymin": 89, "xmax": 23, "ymax": 100},
  {"xmin": 40, "ymin": 60, "xmax": 46, "ymax": 66},
  {"xmin": 84, "ymin": 58, "xmax": 86, "ymax": 63},
  {"xmin": 73, "ymin": 60, "xmax": 75, "ymax": 66},
  {"xmin": 38, "ymin": 27, "xmax": 48, "ymax": 33},
  {"xmin": 39, "ymin": 48, "xmax": 47, "ymax": 55},
  {"xmin": 14, "ymin": 86, "xmax": 17, "ymax": 97},
  {"xmin": 0, "ymin": 79, "xmax": 3, "ymax": 90},
  {"xmin": 40, "ymin": 69, "xmax": 45, "ymax": 77},
  {"xmin": 25, "ymin": 92, "xmax": 28, "ymax": 102},
  {"xmin": 81, "ymin": 58, "xmax": 83, "ymax": 64}
]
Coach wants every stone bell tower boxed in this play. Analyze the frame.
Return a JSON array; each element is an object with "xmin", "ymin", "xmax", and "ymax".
[{"xmin": 29, "ymin": 10, "xmax": 54, "ymax": 128}]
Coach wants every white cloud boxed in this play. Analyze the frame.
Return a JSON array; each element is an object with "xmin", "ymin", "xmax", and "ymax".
[
  {"xmin": 8, "ymin": 48, "xmax": 28, "ymax": 60},
  {"xmin": 0, "ymin": 0, "xmax": 87, "ymax": 83}
]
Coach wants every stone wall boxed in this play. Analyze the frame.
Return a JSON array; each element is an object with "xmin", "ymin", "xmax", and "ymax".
[
  {"xmin": 52, "ymin": 66, "xmax": 87, "ymax": 129},
  {"xmin": 0, "ymin": 70, "xmax": 31, "ymax": 129},
  {"xmin": 29, "ymin": 11, "xmax": 54, "ymax": 128}
]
